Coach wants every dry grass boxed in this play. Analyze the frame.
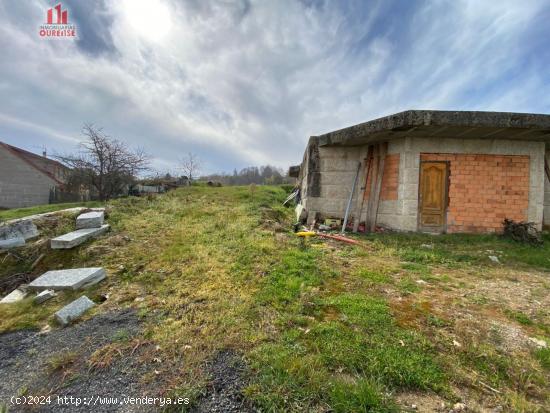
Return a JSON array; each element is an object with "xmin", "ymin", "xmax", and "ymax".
[{"xmin": 0, "ymin": 187, "xmax": 548, "ymax": 411}]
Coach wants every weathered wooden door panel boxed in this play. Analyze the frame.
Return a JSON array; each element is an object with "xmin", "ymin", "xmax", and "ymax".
[{"xmin": 419, "ymin": 161, "xmax": 448, "ymax": 232}]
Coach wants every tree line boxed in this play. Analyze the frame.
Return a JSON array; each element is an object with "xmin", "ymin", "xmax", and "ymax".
[
  {"xmin": 56, "ymin": 124, "xmax": 294, "ymax": 201},
  {"xmin": 200, "ymin": 165, "xmax": 293, "ymax": 186}
]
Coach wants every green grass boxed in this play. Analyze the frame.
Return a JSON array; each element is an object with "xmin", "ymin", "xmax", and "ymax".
[
  {"xmin": 534, "ymin": 347, "xmax": 550, "ymax": 370},
  {"xmin": 247, "ymin": 249, "xmax": 445, "ymax": 411},
  {"xmin": 1, "ymin": 186, "xmax": 548, "ymax": 412},
  {"xmin": 0, "ymin": 200, "xmax": 103, "ymax": 221},
  {"xmin": 366, "ymin": 232, "xmax": 550, "ymax": 270},
  {"xmin": 504, "ymin": 309, "xmax": 535, "ymax": 326}
]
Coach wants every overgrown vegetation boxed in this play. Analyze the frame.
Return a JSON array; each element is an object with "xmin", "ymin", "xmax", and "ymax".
[{"xmin": 0, "ymin": 186, "xmax": 548, "ymax": 411}]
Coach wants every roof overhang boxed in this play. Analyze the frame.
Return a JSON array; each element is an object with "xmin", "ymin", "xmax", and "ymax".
[{"xmin": 317, "ymin": 110, "xmax": 550, "ymax": 147}]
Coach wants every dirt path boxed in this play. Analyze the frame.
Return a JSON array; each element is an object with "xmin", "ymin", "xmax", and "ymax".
[{"xmin": 0, "ymin": 310, "xmax": 155, "ymax": 413}]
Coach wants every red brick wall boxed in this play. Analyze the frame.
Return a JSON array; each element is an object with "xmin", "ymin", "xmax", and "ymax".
[
  {"xmin": 420, "ymin": 153, "xmax": 530, "ymax": 233},
  {"xmin": 364, "ymin": 154, "xmax": 400, "ymax": 201}
]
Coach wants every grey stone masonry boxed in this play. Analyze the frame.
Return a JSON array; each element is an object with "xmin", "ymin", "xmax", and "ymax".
[
  {"xmin": 55, "ymin": 296, "xmax": 95, "ymax": 326},
  {"xmin": 29, "ymin": 267, "xmax": 106, "ymax": 291},
  {"xmin": 0, "ymin": 236, "xmax": 25, "ymax": 250},
  {"xmin": 50, "ymin": 225, "xmax": 110, "ymax": 249},
  {"xmin": 76, "ymin": 211, "xmax": 105, "ymax": 229},
  {"xmin": 0, "ymin": 220, "xmax": 39, "ymax": 241}
]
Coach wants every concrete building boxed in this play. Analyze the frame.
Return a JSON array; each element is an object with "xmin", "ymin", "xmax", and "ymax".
[
  {"xmin": 0, "ymin": 141, "xmax": 70, "ymax": 209},
  {"xmin": 291, "ymin": 110, "xmax": 550, "ymax": 233}
]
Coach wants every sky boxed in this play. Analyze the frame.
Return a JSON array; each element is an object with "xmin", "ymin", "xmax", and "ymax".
[{"xmin": 0, "ymin": 0, "xmax": 549, "ymax": 175}]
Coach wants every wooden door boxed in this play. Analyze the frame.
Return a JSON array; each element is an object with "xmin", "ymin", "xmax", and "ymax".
[{"xmin": 418, "ymin": 161, "xmax": 448, "ymax": 232}]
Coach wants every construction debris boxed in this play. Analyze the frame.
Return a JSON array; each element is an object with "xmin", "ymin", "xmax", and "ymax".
[
  {"xmin": 5, "ymin": 207, "xmax": 105, "ymax": 225},
  {"xmin": 29, "ymin": 267, "xmax": 106, "ymax": 291},
  {"xmin": 0, "ymin": 219, "xmax": 39, "ymax": 241},
  {"xmin": 0, "ymin": 288, "xmax": 27, "ymax": 304},
  {"xmin": 34, "ymin": 289, "xmax": 57, "ymax": 304},
  {"xmin": 55, "ymin": 295, "xmax": 95, "ymax": 326},
  {"xmin": 0, "ymin": 219, "xmax": 40, "ymax": 249},
  {"xmin": 76, "ymin": 211, "xmax": 105, "ymax": 229},
  {"xmin": 502, "ymin": 218, "xmax": 543, "ymax": 246},
  {"xmin": 316, "ymin": 232, "xmax": 363, "ymax": 246},
  {"xmin": 50, "ymin": 225, "xmax": 110, "ymax": 249},
  {"xmin": 0, "ymin": 236, "xmax": 25, "ymax": 250}
]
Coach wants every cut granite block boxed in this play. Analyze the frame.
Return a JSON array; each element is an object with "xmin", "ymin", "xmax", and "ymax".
[
  {"xmin": 55, "ymin": 296, "xmax": 95, "ymax": 326},
  {"xmin": 0, "ymin": 289, "xmax": 27, "ymax": 304},
  {"xmin": 34, "ymin": 289, "xmax": 57, "ymax": 304},
  {"xmin": 29, "ymin": 267, "xmax": 106, "ymax": 291},
  {"xmin": 0, "ymin": 236, "xmax": 25, "ymax": 250},
  {"xmin": 0, "ymin": 220, "xmax": 39, "ymax": 241},
  {"xmin": 76, "ymin": 211, "xmax": 105, "ymax": 229},
  {"xmin": 50, "ymin": 225, "xmax": 110, "ymax": 249}
]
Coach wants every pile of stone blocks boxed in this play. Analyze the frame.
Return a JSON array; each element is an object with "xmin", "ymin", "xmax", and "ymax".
[
  {"xmin": 0, "ymin": 220, "xmax": 39, "ymax": 249},
  {"xmin": 51, "ymin": 210, "xmax": 109, "ymax": 249},
  {"xmin": 1, "ymin": 266, "xmax": 105, "ymax": 326}
]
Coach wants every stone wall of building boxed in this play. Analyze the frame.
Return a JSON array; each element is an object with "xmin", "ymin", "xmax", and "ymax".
[
  {"xmin": 300, "ymin": 136, "xmax": 545, "ymax": 232},
  {"xmin": 544, "ymin": 149, "xmax": 550, "ymax": 228},
  {"xmin": 301, "ymin": 138, "xmax": 404, "ymax": 225},
  {"xmin": 0, "ymin": 146, "xmax": 57, "ymax": 208}
]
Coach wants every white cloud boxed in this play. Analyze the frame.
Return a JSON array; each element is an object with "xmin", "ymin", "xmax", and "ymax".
[{"xmin": 0, "ymin": 0, "xmax": 548, "ymax": 173}]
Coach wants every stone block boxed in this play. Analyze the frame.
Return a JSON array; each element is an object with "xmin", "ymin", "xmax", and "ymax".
[
  {"xmin": 403, "ymin": 184, "xmax": 419, "ymax": 201},
  {"xmin": 0, "ymin": 289, "xmax": 27, "ymax": 304},
  {"xmin": 51, "ymin": 225, "xmax": 110, "ymax": 249},
  {"xmin": 378, "ymin": 200, "xmax": 398, "ymax": 214},
  {"xmin": 34, "ymin": 289, "xmax": 57, "ymax": 304},
  {"xmin": 0, "ymin": 219, "xmax": 39, "ymax": 241},
  {"xmin": 76, "ymin": 211, "xmax": 105, "ymax": 229},
  {"xmin": 403, "ymin": 199, "xmax": 419, "ymax": 216},
  {"xmin": 55, "ymin": 296, "xmax": 95, "ymax": 326},
  {"xmin": 403, "ymin": 169, "xmax": 419, "ymax": 185},
  {"xmin": 29, "ymin": 267, "xmax": 106, "ymax": 291},
  {"xmin": 0, "ymin": 236, "xmax": 25, "ymax": 249},
  {"xmin": 319, "ymin": 158, "xmax": 358, "ymax": 172},
  {"xmin": 321, "ymin": 171, "xmax": 358, "ymax": 186},
  {"xmin": 401, "ymin": 215, "xmax": 418, "ymax": 231}
]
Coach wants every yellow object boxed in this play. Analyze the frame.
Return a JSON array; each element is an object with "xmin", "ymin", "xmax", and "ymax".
[{"xmin": 296, "ymin": 231, "xmax": 316, "ymax": 237}]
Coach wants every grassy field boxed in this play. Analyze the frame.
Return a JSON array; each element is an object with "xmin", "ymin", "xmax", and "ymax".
[{"xmin": 0, "ymin": 186, "xmax": 549, "ymax": 412}]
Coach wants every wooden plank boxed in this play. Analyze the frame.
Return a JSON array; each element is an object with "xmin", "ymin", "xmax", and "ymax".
[
  {"xmin": 341, "ymin": 161, "xmax": 362, "ymax": 234},
  {"xmin": 364, "ymin": 144, "xmax": 380, "ymax": 232},
  {"xmin": 352, "ymin": 145, "xmax": 374, "ymax": 232},
  {"xmin": 367, "ymin": 142, "xmax": 388, "ymax": 232}
]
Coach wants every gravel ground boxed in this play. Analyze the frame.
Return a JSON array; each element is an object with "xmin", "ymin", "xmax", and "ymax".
[
  {"xmin": 0, "ymin": 309, "xmax": 157, "ymax": 413},
  {"xmin": 191, "ymin": 350, "xmax": 253, "ymax": 413}
]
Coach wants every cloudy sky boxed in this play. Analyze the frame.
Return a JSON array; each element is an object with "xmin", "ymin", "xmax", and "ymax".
[{"xmin": 0, "ymin": 0, "xmax": 549, "ymax": 174}]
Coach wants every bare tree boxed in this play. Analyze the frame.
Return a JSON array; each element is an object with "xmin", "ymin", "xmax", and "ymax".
[
  {"xmin": 57, "ymin": 124, "xmax": 150, "ymax": 201},
  {"xmin": 180, "ymin": 152, "xmax": 201, "ymax": 183}
]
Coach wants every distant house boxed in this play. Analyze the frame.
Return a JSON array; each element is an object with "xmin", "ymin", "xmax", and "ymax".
[
  {"xmin": 291, "ymin": 110, "xmax": 550, "ymax": 233},
  {"xmin": 0, "ymin": 141, "xmax": 70, "ymax": 208}
]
